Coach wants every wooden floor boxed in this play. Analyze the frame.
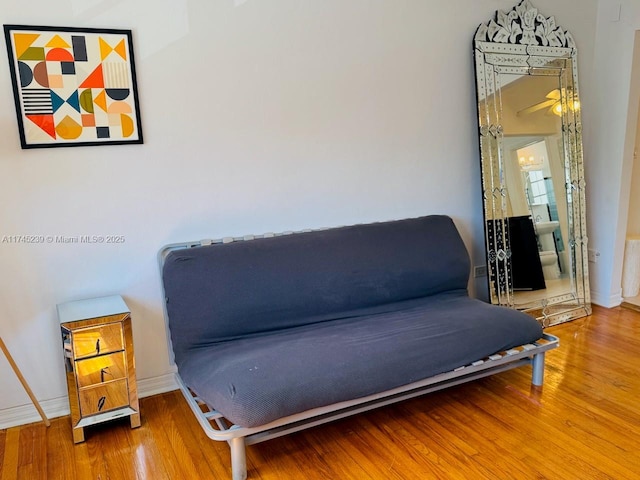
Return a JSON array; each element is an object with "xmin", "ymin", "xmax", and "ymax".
[{"xmin": 1, "ymin": 305, "xmax": 639, "ymax": 480}]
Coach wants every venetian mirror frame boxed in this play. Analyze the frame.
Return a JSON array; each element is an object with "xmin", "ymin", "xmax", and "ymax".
[{"xmin": 474, "ymin": 0, "xmax": 591, "ymax": 326}]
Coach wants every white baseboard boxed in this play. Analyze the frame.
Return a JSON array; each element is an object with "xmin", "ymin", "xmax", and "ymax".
[
  {"xmin": 0, "ymin": 396, "xmax": 71, "ymax": 430},
  {"xmin": 137, "ymin": 371, "xmax": 179, "ymax": 398},
  {"xmin": 0, "ymin": 372, "xmax": 178, "ymax": 430},
  {"xmin": 590, "ymin": 288, "xmax": 622, "ymax": 308}
]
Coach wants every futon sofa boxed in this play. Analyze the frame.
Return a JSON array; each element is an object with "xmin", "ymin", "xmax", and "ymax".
[{"xmin": 159, "ymin": 215, "xmax": 558, "ymax": 480}]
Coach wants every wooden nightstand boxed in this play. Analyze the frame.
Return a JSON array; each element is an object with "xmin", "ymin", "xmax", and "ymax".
[{"xmin": 57, "ymin": 295, "xmax": 140, "ymax": 443}]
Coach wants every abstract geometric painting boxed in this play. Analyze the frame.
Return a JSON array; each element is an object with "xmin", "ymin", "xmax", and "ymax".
[{"xmin": 3, "ymin": 25, "xmax": 143, "ymax": 149}]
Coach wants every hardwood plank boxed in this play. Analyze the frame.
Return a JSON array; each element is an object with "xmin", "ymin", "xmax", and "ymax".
[
  {"xmin": 252, "ymin": 431, "xmax": 332, "ymax": 480},
  {"xmin": 332, "ymin": 415, "xmax": 420, "ymax": 479},
  {"xmin": 81, "ymin": 429, "xmax": 110, "ymax": 480},
  {"xmin": 308, "ymin": 423, "xmax": 392, "ymax": 479},
  {"xmin": 1, "ymin": 305, "xmax": 640, "ymax": 480},
  {"xmin": 487, "ymin": 364, "xmax": 640, "ymax": 459},
  {"xmin": 98, "ymin": 421, "xmax": 140, "ymax": 480},
  {"xmin": 71, "ymin": 438, "xmax": 103, "ymax": 480},
  {"xmin": 421, "ymin": 396, "xmax": 540, "ymax": 479},
  {"xmin": 16, "ymin": 424, "xmax": 46, "ymax": 480},
  {"xmin": 161, "ymin": 390, "xmax": 232, "ymax": 478},
  {"xmin": 126, "ymin": 406, "xmax": 172, "ymax": 480},
  {"xmin": 140, "ymin": 391, "xmax": 211, "ymax": 479},
  {"xmin": 389, "ymin": 404, "xmax": 498, "ymax": 479},
  {"xmin": 46, "ymin": 418, "xmax": 77, "ymax": 480},
  {"xmin": 355, "ymin": 410, "xmax": 482, "ymax": 479},
  {"xmin": 460, "ymin": 385, "xmax": 625, "ymax": 479},
  {"xmin": 0, "ymin": 428, "xmax": 18, "ymax": 480},
  {"xmin": 0, "ymin": 430, "xmax": 5, "ymax": 474}
]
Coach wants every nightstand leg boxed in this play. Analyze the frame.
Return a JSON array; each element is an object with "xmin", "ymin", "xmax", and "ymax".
[
  {"xmin": 130, "ymin": 412, "xmax": 141, "ymax": 428},
  {"xmin": 73, "ymin": 426, "xmax": 85, "ymax": 443}
]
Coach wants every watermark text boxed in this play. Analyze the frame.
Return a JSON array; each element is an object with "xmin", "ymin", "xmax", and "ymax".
[{"xmin": 1, "ymin": 235, "xmax": 125, "ymax": 244}]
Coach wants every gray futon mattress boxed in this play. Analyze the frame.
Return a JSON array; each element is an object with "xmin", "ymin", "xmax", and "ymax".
[{"xmin": 176, "ymin": 291, "xmax": 542, "ymax": 428}]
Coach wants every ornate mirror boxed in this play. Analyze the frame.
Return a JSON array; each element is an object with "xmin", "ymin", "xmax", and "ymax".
[{"xmin": 474, "ymin": 0, "xmax": 591, "ymax": 326}]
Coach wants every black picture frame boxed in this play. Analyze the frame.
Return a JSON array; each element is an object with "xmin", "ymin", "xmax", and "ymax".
[{"xmin": 3, "ymin": 24, "xmax": 143, "ymax": 149}]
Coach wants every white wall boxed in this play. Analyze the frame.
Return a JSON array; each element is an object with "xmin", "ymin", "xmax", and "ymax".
[
  {"xmin": 0, "ymin": 0, "xmax": 598, "ymax": 423},
  {"xmin": 586, "ymin": 0, "xmax": 640, "ymax": 306}
]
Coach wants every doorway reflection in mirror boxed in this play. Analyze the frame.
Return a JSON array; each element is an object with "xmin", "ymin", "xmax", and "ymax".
[{"xmin": 513, "ymin": 140, "xmax": 571, "ymax": 305}]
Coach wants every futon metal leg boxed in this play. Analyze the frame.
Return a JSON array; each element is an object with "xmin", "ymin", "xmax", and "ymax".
[
  {"xmin": 532, "ymin": 352, "xmax": 545, "ymax": 386},
  {"xmin": 230, "ymin": 437, "xmax": 247, "ymax": 480}
]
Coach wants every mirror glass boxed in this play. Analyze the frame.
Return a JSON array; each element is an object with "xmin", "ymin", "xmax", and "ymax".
[{"xmin": 474, "ymin": 0, "xmax": 591, "ymax": 326}]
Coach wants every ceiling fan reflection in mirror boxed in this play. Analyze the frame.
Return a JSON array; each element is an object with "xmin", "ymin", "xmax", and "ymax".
[{"xmin": 517, "ymin": 87, "xmax": 580, "ymax": 116}]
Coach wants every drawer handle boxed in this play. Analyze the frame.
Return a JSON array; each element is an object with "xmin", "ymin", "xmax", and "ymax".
[
  {"xmin": 100, "ymin": 367, "xmax": 112, "ymax": 383},
  {"xmin": 96, "ymin": 338, "xmax": 101, "ymax": 354},
  {"xmin": 98, "ymin": 396, "xmax": 106, "ymax": 411}
]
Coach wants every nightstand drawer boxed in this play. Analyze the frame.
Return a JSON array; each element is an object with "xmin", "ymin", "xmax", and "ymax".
[
  {"xmin": 73, "ymin": 323, "xmax": 123, "ymax": 359},
  {"xmin": 76, "ymin": 352, "xmax": 127, "ymax": 388},
  {"xmin": 79, "ymin": 379, "xmax": 129, "ymax": 416}
]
